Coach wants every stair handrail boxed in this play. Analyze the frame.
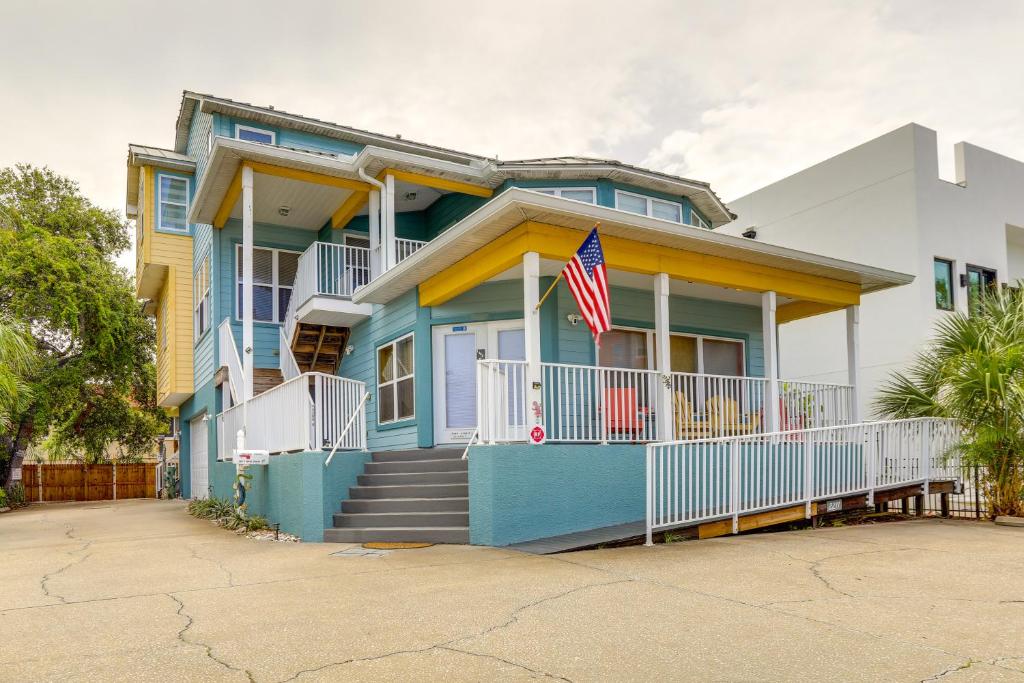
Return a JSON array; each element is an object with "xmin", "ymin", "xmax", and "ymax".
[
  {"xmin": 279, "ymin": 326, "xmax": 302, "ymax": 381},
  {"xmin": 324, "ymin": 391, "xmax": 371, "ymax": 467},
  {"xmin": 462, "ymin": 428, "xmax": 478, "ymax": 460},
  {"xmin": 218, "ymin": 319, "xmax": 245, "ymax": 405}
]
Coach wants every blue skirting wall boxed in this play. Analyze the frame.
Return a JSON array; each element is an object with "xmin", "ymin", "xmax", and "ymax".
[
  {"xmin": 467, "ymin": 444, "xmax": 646, "ymax": 546},
  {"xmin": 210, "ymin": 450, "xmax": 371, "ymax": 541}
]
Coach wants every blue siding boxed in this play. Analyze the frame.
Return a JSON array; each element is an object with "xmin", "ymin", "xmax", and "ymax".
[
  {"xmin": 216, "ymin": 115, "xmax": 364, "ymax": 158},
  {"xmin": 424, "ymin": 193, "xmax": 489, "ymax": 239},
  {"xmin": 192, "ymin": 224, "xmax": 215, "ymax": 387}
]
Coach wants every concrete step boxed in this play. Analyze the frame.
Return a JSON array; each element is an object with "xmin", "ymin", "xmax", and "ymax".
[
  {"xmin": 341, "ymin": 497, "xmax": 469, "ymax": 513},
  {"xmin": 371, "ymin": 448, "xmax": 464, "ymax": 463},
  {"xmin": 324, "ymin": 526, "xmax": 469, "ymax": 544},
  {"xmin": 333, "ymin": 511, "xmax": 469, "ymax": 528},
  {"xmin": 348, "ymin": 483, "xmax": 468, "ymax": 499},
  {"xmin": 357, "ymin": 471, "xmax": 467, "ymax": 487},
  {"xmin": 364, "ymin": 458, "xmax": 468, "ymax": 474}
]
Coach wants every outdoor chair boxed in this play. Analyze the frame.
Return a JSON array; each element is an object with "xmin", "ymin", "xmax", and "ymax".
[{"xmin": 705, "ymin": 396, "xmax": 760, "ymax": 436}]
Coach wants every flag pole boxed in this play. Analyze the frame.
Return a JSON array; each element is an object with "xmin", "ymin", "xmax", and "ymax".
[{"xmin": 533, "ymin": 222, "xmax": 600, "ymax": 312}]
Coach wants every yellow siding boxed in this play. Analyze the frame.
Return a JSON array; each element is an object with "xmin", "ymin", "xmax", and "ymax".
[{"xmin": 136, "ymin": 164, "xmax": 194, "ymax": 407}]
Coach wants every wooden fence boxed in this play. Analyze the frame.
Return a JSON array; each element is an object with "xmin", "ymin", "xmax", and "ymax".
[{"xmin": 21, "ymin": 463, "xmax": 157, "ymax": 502}]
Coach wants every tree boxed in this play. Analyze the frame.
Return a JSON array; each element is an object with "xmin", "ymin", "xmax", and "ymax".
[
  {"xmin": 0, "ymin": 318, "xmax": 37, "ymax": 433},
  {"xmin": 875, "ymin": 286, "xmax": 1024, "ymax": 517},
  {"xmin": 0, "ymin": 164, "xmax": 165, "ymax": 482}
]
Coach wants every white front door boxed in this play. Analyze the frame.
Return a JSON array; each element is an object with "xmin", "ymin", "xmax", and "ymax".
[
  {"xmin": 433, "ymin": 321, "xmax": 525, "ymax": 444},
  {"xmin": 189, "ymin": 415, "xmax": 209, "ymax": 500}
]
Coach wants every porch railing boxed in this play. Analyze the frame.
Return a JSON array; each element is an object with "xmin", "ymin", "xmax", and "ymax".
[
  {"xmin": 284, "ymin": 241, "xmax": 371, "ymax": 344},
  {"xmin": 396, "ymin": 238, "xmax": 426, "ymax": 264},
  {"xmin": 476, "ymin": 361, "xmax": 856, "ymax": 444},
  {"xmin": 645, "ymin": 417, "xmax": 961, "ymax": 543},
  {"xmin": 216, "ymin": 372, "xmax": 367, "ymax": 459},
  {"xmin": 218, "ymin": 319, "xmax": 244, "ymax": 405}
]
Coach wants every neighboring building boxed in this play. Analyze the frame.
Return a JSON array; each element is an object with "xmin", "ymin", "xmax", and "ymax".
[
  {"xmin": 718, "ymin": 124, "xmax": 1024, "ymax": 417},
  {"xmin": 128, "ymin": 92, "xmax": 912, "ymax": 545}
]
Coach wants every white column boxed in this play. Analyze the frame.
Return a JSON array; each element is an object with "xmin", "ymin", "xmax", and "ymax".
[
  {"xmin": 846, "ymin": 305, "xmax": 862, "ymax": 422},
  {"xmin": 653, "ymin": 273, "xmax": 673, "ymax": 441},
  {"xmin": 383, "ymin": 173, "xmax": 396, "ymax": 271},
  {"xmin": 368, "ymin": 189, "xmax": 381, "ymax": 279},
  {"xmin": 762, "ymin": 291, "xmax": 779, "ymax": 432},
  {"xmin": 523, "ymin": 252, "xmax": 543, "ymax": 428},
  {"xmin": 242, "ymin": 164, "xmax": 254, "ymax": 401}
]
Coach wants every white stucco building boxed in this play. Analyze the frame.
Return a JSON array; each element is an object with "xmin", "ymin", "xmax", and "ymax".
[{"xmin": 718, "ymin": 123, "xmax": 1024, "ymax": 417}]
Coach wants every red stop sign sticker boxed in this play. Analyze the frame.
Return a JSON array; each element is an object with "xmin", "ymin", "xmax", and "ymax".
[{"xmin": 529, "ymin": 425, "xmax": 546, "ymax": 445}]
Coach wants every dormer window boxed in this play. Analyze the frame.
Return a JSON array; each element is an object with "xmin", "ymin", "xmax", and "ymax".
[
  {"xmin": 690, "ymin": 210, "xmax": 710, "ymax": 230},
  {"xmin": 614, "ymin": 190, "xmax": 682, "ymax": 223},
  {"xmin": 235, "ymin": 124, "xmax": 276, "ymax": 145},
  {"xmin": 533, "ymin": 187, "xmax": 596, "ymax": 204},
  {"xmin": 158, "ymin": 175, "xmax": 189, "ymax": 232}
]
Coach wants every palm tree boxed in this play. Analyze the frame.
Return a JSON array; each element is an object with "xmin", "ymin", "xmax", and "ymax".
[
  {"xmin": 0, "ymin": 317, "xmax": 36, "ymax": 433},
  {"xmin": 875, "ymin": 286, "xmax": 1024, "ymax": 517}
]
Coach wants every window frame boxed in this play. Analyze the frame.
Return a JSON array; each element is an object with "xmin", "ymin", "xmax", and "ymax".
[
  {"xmin": 933, "ymin": 257, "xmax": 955, "ymax": 311},
  {"xmin": 233, "ymin": 244, "xmax": 301, "ymax": 325},
  {"xmin": 193, "ymin": 254, "xmax": 212, "ymax": 342},
  {"xmin": 157, "ymin": 174, "xmax": 190, "ymax": 233},
  {"xmin": 595, "ymin": 325, "xmax": 746, "ymax": 377},
  {"xmin": 965, "ymin": 264, "xmax": 998, "ymax": 316},
  {"xmin": 532, "ymin": 187, "xmax": 597, "ymax": 204},
  {"xmin": 614, "ymin": 189, "xmax": 684, "ymax": 224},
  {"xmin": 376, "ymin": 332, "xmax": 415, "ymax": 425},
  {"xmin": 234, "ymin": 124, "xmax": 276, "ymax": 145},
  {"xmin": 689, "ymin": 210, "xmax": 710, "ymax": 230}
]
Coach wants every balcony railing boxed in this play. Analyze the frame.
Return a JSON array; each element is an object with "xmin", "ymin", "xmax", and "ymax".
[
  {"xmin": 285, "ymin": 242, "xmax": 371, "ymax": 343},
  {"xmin": 396, "ymin": 238, "xmax": 426, "ymax": 263},
  {"xmin": 477, "ymin": 361, "xmax": 856, "ymax": 444}
]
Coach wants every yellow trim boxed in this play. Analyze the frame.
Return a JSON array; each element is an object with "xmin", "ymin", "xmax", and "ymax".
[
  {"xmin": 248, "ymin": 161, "xmax": 370, "ymax": 192},
  {"xmin": 213, "ymin": 168, "xmax": 243, "ymax": 228},
  {"xmin": 378, "ymin": 168, "xmax": 492, "ymax": 198},
  {"xmin": 331, "ymin": 191, "xmax": 369, "ymax": 229},
  {"xmin": 777, "ymin": 300, "xmax": 844, "ymax": 324},
  {"xmin": 418, "ymin": 221, "xmax": 862, "ymax": 310}
]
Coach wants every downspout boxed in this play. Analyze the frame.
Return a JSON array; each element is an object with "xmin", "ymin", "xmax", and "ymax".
[{"xmin": 357, "ymin": 168, "xmax": 386, "ymax": 278}]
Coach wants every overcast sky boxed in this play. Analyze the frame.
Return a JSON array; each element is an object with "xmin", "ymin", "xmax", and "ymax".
[{"xmin": 2, "ymin": 0, "xmax": 1023, "ymax": 271}]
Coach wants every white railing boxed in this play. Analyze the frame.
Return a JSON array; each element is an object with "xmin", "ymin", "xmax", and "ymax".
[
  {"xmin": 396, "ymin": 238, "xmax": 427, "ymax": 264},
  {"xmin": 284, "ymin": 242, "xmax": 371, "ymax": 346},
  {"xmin": 477, "ymin": 361, "xmax": 855, "ymax": 444},
  {"xmin": 645, "ymin": 417, "xmax": 961, "ymax": 544},
  {"xmin": 218, "ymin": 320, "xmax": 244, "ymax": 405},
  {"xmin": 279, "ymin": 326, "xmax": 301, "ymax": 382},
  {"xmin": 216, "ymin": 372, "xmax": 368, "ymax": 460}
]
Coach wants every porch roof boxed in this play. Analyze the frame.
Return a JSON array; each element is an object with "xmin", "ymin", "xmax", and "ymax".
[{"xmin": 351, "ymin": 188, "xmax": 914, "ymax": 320}]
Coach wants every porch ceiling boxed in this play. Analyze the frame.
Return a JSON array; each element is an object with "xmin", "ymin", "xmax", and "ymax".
[{"xmin": 352, "ymin": 189, "xmax": 914, "ymax": 316}]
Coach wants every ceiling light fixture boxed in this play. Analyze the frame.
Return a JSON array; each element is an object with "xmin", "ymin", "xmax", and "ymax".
[
  {"xmin": 278, "ymin": 205, "xmax": 291, "ymax": 217},
  {"xmin": 404, "ymin": 192, "xmax": 417, "ymax": 201}
]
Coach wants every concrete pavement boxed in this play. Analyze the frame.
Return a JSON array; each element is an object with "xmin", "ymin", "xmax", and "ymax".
[{"xmin": 2, "ymin": 500, "xmax": 1023, "ymax": 681}]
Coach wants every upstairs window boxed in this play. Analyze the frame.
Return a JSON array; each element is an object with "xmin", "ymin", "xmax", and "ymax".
[
  {"xmin": 235, "ymin": 124, "xmax": 275, "ymax": 145},
  {"xmin": 193, "ymin": 255, "xmax": 211, "ymax": 341},
  {"xmin": 235, "ymin": 245, "xmax": 300, "ymax": 324},
  {"xmin": 533, "ymin": 187, "xmax": 597, "ymax": 204},
  {"xmin": 934, "ymin": 258, "xmax": 954, "ymax": 311},
  {"xmin": 689, "ymin": 210, "xmax": 710, "ymax": 230},
  {"xmin": 966, "ymin": 264, "xmax": 998, "ymax": 316},
  {"xmin": 377, "ymin": 334, "xmax": 415, "ymax": 424},
  {"xmin": 158, "ymin": 175, "xmax": 189, "ymax": 232},
  {"xmin": 614, "ymin": 190, "xmax": 682, "ymax": 223}
]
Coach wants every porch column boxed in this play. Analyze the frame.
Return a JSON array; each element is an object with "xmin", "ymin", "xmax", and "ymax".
[
  {"xmin": 524, "ymin": 252, "xmax": 543, "ymax": 432},
  {"xmin": 653, "ymin": 273, "xmax": 673, "ymax": 441},
  {"xmin": 762, "ymin": 290, "xmax": 779, "ymax": 432},
  {"xmin": 242, "ymin": 164, "xmax": 254, "ymax": 401},
  {"xmin": 846, "ymin": 305, "xmax": 862, "ymax": 422},
  {"xmin": 368, "ymin": 189, "xmax": 381, "ymax": 279},
  {"xmin": 383, "ymin": 173, "xmax": 396, "ymax": 271}
]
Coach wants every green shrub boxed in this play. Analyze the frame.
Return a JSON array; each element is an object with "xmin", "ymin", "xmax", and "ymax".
[
  {"xmin": 187, "ymin": 496, "xmax": 269, "ymax": 533},
  {"xmin": 0, "ymin": 487, "xmax": 7, "ymax": 508},
  {"xmin": 5, "ymin": 483, "xmax": 26, "ymax": 507}
]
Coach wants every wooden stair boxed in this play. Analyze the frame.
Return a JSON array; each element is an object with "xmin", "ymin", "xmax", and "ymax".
[
  {"xmin": 253, "ymin": 368, "xmax": 285, "ymax": 396},
  {"xmin": 290, "ymin": 323, "xmax": 349, "ymax": 375}
]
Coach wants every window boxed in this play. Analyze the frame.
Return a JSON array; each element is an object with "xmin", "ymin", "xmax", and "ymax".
[
  {"xmin": 597, "ymin": 327, "xmax": 745, "ymax": 377},
  {"xmin": 193, "ymin": 255, "xmax": 211, "ymax": 341},
  {"xmin": 966, "ymin": 265, "xmax": 998, "ymax": 316},
  {"xmin": 377, "ymin": 334, "xmax": 415, "ymax": 423},
  {"xmin": 614, "ymin": 190, "xmax": 683, "ymax": 223},
  {"xmin": 158, "ymin": 175, "xmax": 189, "ymax": 232},
  {"xmin": 599, "ymin": 329, "xmax": 649, "ymax": 370},
  {"xmin": 934, "ymin": 258, "xmax": 954, "ymax": 311},
  {"xmin": 533, "ymin": 187, "xmax": 597, "ymax": 204},
  {"xmin": 689, "ymin": 210, "xmax": 710, "ymax": 230},
  {"xmin": 234, "ymin": 124, "xmax": 276, "ymax": 145},
  {"xmin": 235, "ymin": 245, "xmax": 300, "ymax": 324}
]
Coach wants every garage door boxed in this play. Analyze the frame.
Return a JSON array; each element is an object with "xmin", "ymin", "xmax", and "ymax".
[{"xmin": 189, "ymin": 414, "xmax": 209, "ymax": 500}]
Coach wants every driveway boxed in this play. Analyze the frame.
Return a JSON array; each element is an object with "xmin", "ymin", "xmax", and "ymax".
[{"xmin": 2, "ymin": 500, "xmax": 1023, "ymax": 682}]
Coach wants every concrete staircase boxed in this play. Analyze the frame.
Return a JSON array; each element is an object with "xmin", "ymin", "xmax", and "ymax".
[{"xmin": 324, "ymin": 448, "xmax": 469, "ymax": 544}]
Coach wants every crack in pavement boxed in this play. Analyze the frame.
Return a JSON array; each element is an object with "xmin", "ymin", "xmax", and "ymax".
[
  {"xmin": 276, "ymin": 580, "xmax": 626, "ymax": 682},
  {"xmin": 920, "ymin": 659, "xmax": 974, "ymax": 681},
  {"xmin": 39, "ymin": 524, "xmax": 93, "ymax": 604},
  {"xmin": 188, "ymin": 544, "xmax": 236, "ymax": 587},
  {"xmin": 167, "ymin": 593, "xmax": 254, "ymax": 682}
]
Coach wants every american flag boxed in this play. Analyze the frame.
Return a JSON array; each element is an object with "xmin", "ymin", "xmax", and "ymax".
[{"xmin": 563, "ymin": 227, "xmax": 611, "ymax": 345}]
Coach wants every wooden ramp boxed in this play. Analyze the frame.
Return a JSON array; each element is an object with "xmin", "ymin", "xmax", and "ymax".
[{"xmin": 507, "ymin": 479, "xmax": 960, "ymax": 555}]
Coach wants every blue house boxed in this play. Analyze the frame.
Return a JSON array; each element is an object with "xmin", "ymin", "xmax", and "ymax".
[{"xmin": 128, "ymin": 91, "xmax": 915, "ymax": 546}]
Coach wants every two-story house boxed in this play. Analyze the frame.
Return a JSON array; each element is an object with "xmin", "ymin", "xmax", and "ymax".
[{"xmin": 129, "ymin": 91, "xmax": 919, "ymax": 547}]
